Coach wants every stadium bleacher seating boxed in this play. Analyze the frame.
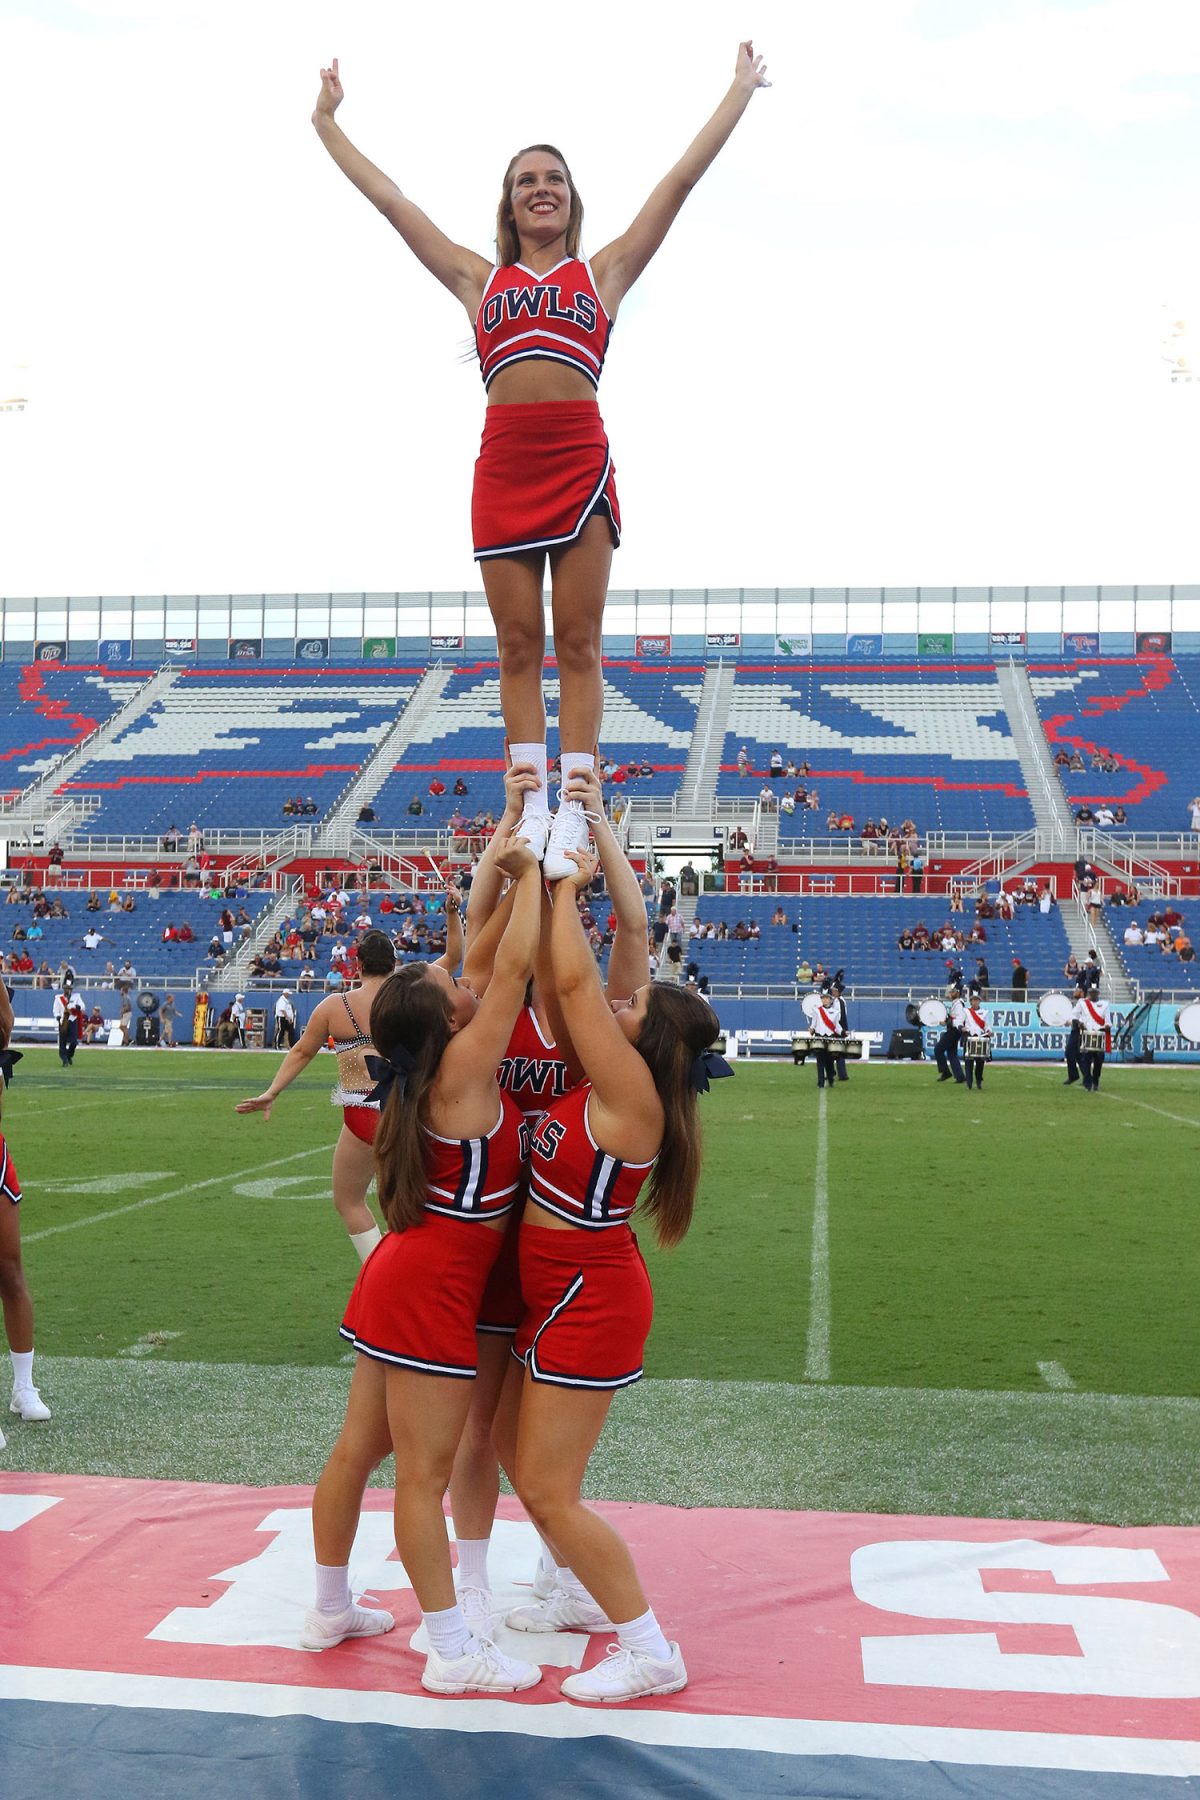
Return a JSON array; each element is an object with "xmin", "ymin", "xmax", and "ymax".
[
  {"xmin": 368, "ymin": 659, "xmax": 699, "ymax": 830},
  {"xmin": 1030, "ymin": 656, "xmax": 1198, "ymax": 833},
  {"xmin": 0, "ymin": 663, "xmax": 150, "ymax": 794},
  {"xmin": 1109, "ymin": 908, "xmax": 1199, "ymax": 993},
  {"xmin": 65, "ymin": 667, "xmax": 419, "ymax": 835},
  {"xmin": 681, "ymin": 891, "xmax": 1072, "ymax": 994},
  {"xmin": 716, "ymin": 663, "xmax": 1035, "ymax": 837},
  {"xmin": 1, "ymin": 889, "xmax": 275, "ymax": 987}
]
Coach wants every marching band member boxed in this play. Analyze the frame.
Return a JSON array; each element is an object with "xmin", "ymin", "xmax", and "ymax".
[
  {"xmin": 810, "ymin": 985, "xmax": 842, "ymax": 1090},
  {"xmin": 830, "ymin": 975, "xmax": 851, "ymax": 1083},
  {"xmin": 935, "ymin": 985, "xmax": 965, "ymax": 1084},
  {"xmin": 1074, "ymin": 988, "xmax": 1111, "ymax": 1091},
  {"xmin": 957, "ymin": 985, "xmax": 991, "ymax": 1090},
  {"xmin": 1063, "ymin": 981, "xmax": 1084, "ymax": 1085}
]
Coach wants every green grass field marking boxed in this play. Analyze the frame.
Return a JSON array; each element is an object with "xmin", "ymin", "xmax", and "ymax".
[
  {"xmin": 3, "ymin": 1358, "xmax": 1198, "ymax": 1526},
  {"xmin": 22, "ymin": 1144, "xmax": 330, "ymax": 1243},
  {"xmin": 1099, "ymin": 1089, "xmax": 1200, "ymax": 1129},
  {"xmin": 803, "ymin": 1087, "xmax": 830, "ymax": 1382}
]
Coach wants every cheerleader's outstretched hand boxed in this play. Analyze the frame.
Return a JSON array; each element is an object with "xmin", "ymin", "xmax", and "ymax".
[
  {"xmin": 734, "ymin": 40, "xmax": 771, "ymax": 91},
  {"xmin": 314, "ymin": 57, "xmax": 344, "ymax": 120},
  {"xmin": 493, "ymin": 831, "xmax": 541, "ymax": 880},
  {"xmin": 559, "ymin": 848, "xmax": 600, "ymax": 892}
]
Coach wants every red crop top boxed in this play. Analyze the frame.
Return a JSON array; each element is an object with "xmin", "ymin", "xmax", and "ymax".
[{"xmin": 476, "ymin": 259, "xmax": 612, "ymax": 392}]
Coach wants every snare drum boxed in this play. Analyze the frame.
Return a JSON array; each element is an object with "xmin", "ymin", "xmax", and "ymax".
[
  {"xmin": 1080, "ymin": 1029, "xmax": 1105, "ymax": 1054},
  {"xmin": 964, "ymin": 1037, "xmax": 992, "ymax": 1061},
  {"xmin": 918, "ymin": 998, "xmax": 948, "ymax": 1028},
  {"xmin": 1037, "ymin": 992, "xmax": 1073, "ymax": 1029}
]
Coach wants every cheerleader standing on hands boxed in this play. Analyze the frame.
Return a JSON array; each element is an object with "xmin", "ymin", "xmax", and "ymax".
[{"xmin": 311, "ymin": 43, "xmax": 769, "ymax": 874}]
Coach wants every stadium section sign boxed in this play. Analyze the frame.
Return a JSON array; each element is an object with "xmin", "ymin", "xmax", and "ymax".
[
  {"xmin": 990, "ymin": 631, "xmax": 1026, "ymax": 650},
  {"xmin": 706, "ymin": 631, "xmax": 741, "ymax": 648},
  {"xmin": 98, "ymin": 639, "xmax": 132, "ymax": 663},
  {"xmin": 33, "ymin": 640, "xmax": 66, "ymax": 663},
  {"xmin": 228, "ymin": 638, "xmax": 263, "ymax": 660},
  {"xmin": 918, "ymin": 632, "xmax": 953, "ymax": 655},
  {"xmin": 294, "ymin": 637, "xmax": 329, "ymax": 661},
  {"xmin": 635, "ymin": 635, "xmax": 672, "ymax": 657},
  {"xmin": 1137, "ymin": 631, "xmax": 1172, "ymax": 654},
  {"xmin": 846, "ymin": 634, "xmax": 883, "ymax": 658},
  {"xmin": 164, "ymin": 638, "xmax": 197, "ymax": 656},
  {"xmin": 362, "ymin": 636, "xmax": 397, "ymax": 659},
  {"xmin": 1062, "ymin": 632, "xmax": 1100, "ymax": 657},
  {"xmin": 775, "ymin": 634, "xmax": 812, "ymax": 656},
  {"xmin": 430, "ymin": 634, "xmax": 464, "ymax": 651}
]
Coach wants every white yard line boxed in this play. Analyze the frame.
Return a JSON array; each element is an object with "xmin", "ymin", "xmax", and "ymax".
[
  {"xmin": 1037, "ymin": 1360, "xmax": 1075, "ymax": 1390},
  {"xmin": 22, "ymin": 1145, "xmax": 329, "ymax": 1243},
  {"xmin": 1099, "ymin": 1090, "xmax": 1200, "ymax": 1129},
  {"xmin": 803, "ymin": 1088, "xmax": 831, "ymax": 1383}
]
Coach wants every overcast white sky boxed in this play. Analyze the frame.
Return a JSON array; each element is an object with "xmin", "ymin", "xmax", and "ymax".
[{"xmin": 0, "ymin": 0, "xmax": 1196, "ymax": 599}]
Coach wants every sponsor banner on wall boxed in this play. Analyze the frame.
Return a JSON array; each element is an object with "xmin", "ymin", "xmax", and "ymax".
[
  {"xmin": 164, "ymin": 637, "xmax": 197, "ymax": 656},
  {"xmin": 228, "ymin": 638, "xmax": 263, "ymax": 660},
  {"xmin": 918, "ymin": 631, "xmax": 954, "ymax": 655},
  {"xmin": 1062, "ymin": 631, "xmax": 1100, "ymax": 657},
  {"xmin": 98, "ymin": 638, "xmax": 133, "ymax": 664},
  {"xmin": 294, "ymin": 636, "xmax": 329, "ymax": 661},
  {"xmin": 430, "ymin": 634, "xmax": 464, "ymax": 651},
  {"xmin": 706, "ymin": 631, "xmax": 741, "ymax": 648},
  {"xmin": 635, "ymin": 634, "xmax": 672, "ymax": 658},
  {"xmin": 33, "ymin": 640, "xmax": 67, "ymax": 663},
  {"xmin": 989, "ymin": 630, "xmax": 1026, "ymax": 650},
  {"xmin": 775, "ymin": 634, "xmax": 812, "ymax": 656},
  {"xmin": 362, "ymin": 635, "xmax": 397, "ymax": 660},
  {"xmin": 1136, "ymin": 630, "xmax": 1173, "ymax": 654},
  {"xmin": 917, "ymin": 1000, "xmax": 1133, "ymax": 1061},
  {"xmin": 845, "ymin": 633, "xmax": 883, "ymax": 659}
]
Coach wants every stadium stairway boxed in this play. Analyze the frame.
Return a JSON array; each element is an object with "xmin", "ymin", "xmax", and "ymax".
[
  {"xmin": 319, "ymin": 663, "xmax": 453, "ymax": 852},
  {"xmin": 993, "ymin": 662, "xmax": 1077, "ymax": 843},
  {"xmin": 679, "ymin": 660, "xmax": 737, "ymax": 811},
  {"xmin": 14, "ymin": 664, "xmax": 179, "ymax": 822},
  {"xmin": 220, "ymin": 879, "xmax": 305, "ymax": 988}
]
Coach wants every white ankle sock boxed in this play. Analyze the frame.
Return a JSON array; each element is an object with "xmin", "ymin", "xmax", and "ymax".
[
  {"xmin": 423, "ymin": 1602, "xmax": 472, "ymax": 1661},
  {"xmin": 455, "ymin": 1536, "xmax": 491, "ymax": 1590},
  {"xmin": 536, "ymin": 1541, "xmax": 557, "ymax": 1578},
  {"xmin": 559, "ymin": 751, "xmax": 595, "ymax": 799},
  {"xmin": 615, "ymin": 1606, "xmax": 671, "ymax": 1662},
  {"xmin": 510, "ymin": 742, "xmax": 550, "ymax": 814},
  {"xmin": 349, "ymin": 1225, "xmax": 382, "ymax": 1262},
  {"xmin": 314, "ymin": 1562, "xmax": 351, "ymax": 1615},
  {"xmin": 10, "ymin": 1351, "xmax": 33, "ymax": 1391},
  {"xmin": 556, "ymin": 1566, "xmax": 595, "ymax": 1604}
]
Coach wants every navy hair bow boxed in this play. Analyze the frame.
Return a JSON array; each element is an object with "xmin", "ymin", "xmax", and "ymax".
[
  {"xmin": 364, "ymin": 1045, "xmax": 417, "ymax": 1106},
  {"xmin": 689, "ymin": 1047, "xmax": 734, "ymax": 1094},
  {"xmin": 0, "ymin": 1048, "xmax": 22, "ymax": 1090}
]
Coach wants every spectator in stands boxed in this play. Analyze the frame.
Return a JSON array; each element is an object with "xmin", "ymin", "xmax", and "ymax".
[
  {"xmin": 896, "ymin": 930, "xmax": 914, "ymax": 953},
  {"xmin": 187, "ymin": 823, "xmax": 204, "ymax": 851},
  {"xmin": 797, "ymin": 957, "xmax": 814, "ymax": 982},
  {"xmin": 118, "ymin": 993, "xmax": 133, "ymax": 1045},
  {"xmin": 1113, "ymin": 806, "xmax": 1128, "ymax": 825},
  {"xmin": 302, "ymin": 796, "xmax": 320, "ymax": 815},
  {"xmin": 805, "ymin": 788, "xmax": 820, "ymax": 811},
  {"xmin": 1123, "ymin": 921, "xmax": 1144, "ymax": 947},
  {"xmin": 666, "ymin": 907, "xmax": 684, "ymax": 947},
  {"xmin": 283, "ymin": 797, "xmax": 298, "ymax": 816},
  {"xmin": 769, "ymin": 750, "xmax": 783, "ymax": 779},
  {"xmin": 838, "ymin": 812, "xmax": 854, "ymax": 833},
  {"xmin": 1053, "ymin": 749, "xmax": 1071, "ymax": 767},
  {"xmin": 407, "ymin": 795, "xmax": 424, "ymax": 816},
  {"xmin": 771, "ymin": 905, "xmax": 787, "ymax": 926},
  {"xmin": 161, "ymin": 922, "xmax": 179, "ymax": 947},
  {"xmin": 1177, "ymin": 933, "xmax": 1195, "ymax": 963},
  {"xmin": 357, "ymin": 802, "xmax": 378, "ymax": 823},
  {"xmin": 785, "ymin": 759, "xmax": 797, "ymax": 778},
  {"xmin": 453, "ymin": 777, "xmax": 469, "ymax": 796},
  {"xmin": 1189, "ymin": 796, "xmax": 1200, "ymax": 833},
  {"xmin": 1095, "ymin": 804, "xmax": 1115, "ymax": 827},
  {"xmin": 1039, "ymin": 885, "xmax": 1056, "ymax": 915},
  {"xmin": 32, "ymin": 961, "xmax": 52, "ymax": 989},
  {"xmin": 1068, "ymin": 751, "xmax": 1085, "ymax": 772},
  {"xmin": 1063, "ymin": 952, "xmax": 1082, "ymax": 983},
  {"xmin": 737, "ymin": 746, "xmax": 750, "ymax": 778},
  {"xmin": 825, "ymin": 808, "xmax": 839, "ymax": 832},
  {"xmin": 1010, "ymin": 958, "xmax": 1028, "ymax": 998},
  {"xmin": 429, "ymin": 778, "xmax": 447, "ymax": 797},
  {"xmin": 1075, "ymin": 805, "xmax": 1096, "ymax": 824},
  {"xmin": 12, "ymin": 952, "xmax": 33, "ymax": 978},
  {"xmin": 82, "ymin": 1005, "xmax": 107, "ymax": 1045},
  {"xmin": 84, "ymin": 892, "xmax": 101, "ymax": 913},
  {"xmin": 1083, "ymin": 950, "xmax": 1102, "ymax": 991},
  {"xmin": 639, "ymin": 758, "xmax": 653, "ymax": 778},
  {"xmin": 758, "ymin": 782, "xmax": 775, "ymax": 807}
]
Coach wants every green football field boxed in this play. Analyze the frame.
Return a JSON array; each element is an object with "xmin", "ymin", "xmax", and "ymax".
[{"xmin": 3, "ymin": 1047, "xmax": 1198, "ymax": 1524}]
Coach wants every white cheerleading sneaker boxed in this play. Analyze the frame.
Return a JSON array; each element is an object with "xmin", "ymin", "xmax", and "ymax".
[
  {"xmin": 514, "ymin": 810, "xmax": 551, "ymax": 861},
  {"xmin": 456, "ymin": 1583, "xmax": 495, "ymax": 1634},
  {"xmin": 542, "ymin": 797, "xmax": 593, "ymax": 881},
  {"xmin": 561, "ymin": 1640, "xmax": 688, "ymax": 1704},
  {"xmin": 506, "ymin": 1588, "xmax": 613, "ymax": 1633},
  {"xmin": 531, "ymin": 1562, "xmax": 558, "ymax": 1601},
  {"xmin": 11, "ymin": 1386, "xmax": 51, "ymax": 1422},
  {"xmin": 299, "ymin": 1600, "xmax": 395, "ymax": 1650},
  {"xmin": 421, "ymin": 1637, "xmax": 541, "ymax": 1695},
  {"xmin": 0, "ymin": 1423, "xmax": 6, "ymax": 1451}
]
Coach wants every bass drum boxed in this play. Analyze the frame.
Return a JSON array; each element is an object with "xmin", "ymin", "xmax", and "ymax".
[
  {"xmin": 904, "ymin": 1001, "xmax": 921, "ymax": 1027},
  {"xmin": 1037, "ymin": 992, "xmax": 1073, "ymax": 1029},
  {"xmin": 918, "ymin": 997, "xmax": 947, "ymax": 1028},
  {"xmin": 802, "ymin": 992, "xmax": 823, "ymax": 1022},
  {"xmin": 1175, "ymin": 1002, "xmax": 1200, "ymax": 1046}
]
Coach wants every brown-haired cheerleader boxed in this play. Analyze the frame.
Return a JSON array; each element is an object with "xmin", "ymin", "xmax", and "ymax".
[
  {"xmin": 310, "ymin": 44, "xmax": 769, "ymax": 876},
  {"xmin": 302, "ymin": 835, "xmax": 547, "ymax": 1696},
  {"xmin": 494, "ymin": 816, "xmax": 730, "ymax": 1704}
]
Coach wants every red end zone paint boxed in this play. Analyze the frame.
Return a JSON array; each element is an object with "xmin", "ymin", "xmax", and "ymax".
[{"xmin": 2, "ymin": 1474, "xmax": 1198, "ymax": 1744}]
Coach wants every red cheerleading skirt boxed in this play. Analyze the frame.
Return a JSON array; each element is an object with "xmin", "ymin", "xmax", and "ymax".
[
  {"xmin": 342, "ymin": 1105, "xmax": 379, "ymax": 1146},
  {"xmin": 0, "ymin": 1133, "xmax": 20, "ymax": 1205},
  {"xmin": 472, "ymin": 400, "xmax": 621, "ymax": 561},
  {"xmin": 476, "ymin": 1203, "xmax": 524, "ymax": 1335},
  {"xmin": 513, "ymin": 1219, "xmax": 652, "ymax": 1391},
  {"xmin": 340, "ymin": 1214, "xmax": 505, "ymax": 1379}
]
